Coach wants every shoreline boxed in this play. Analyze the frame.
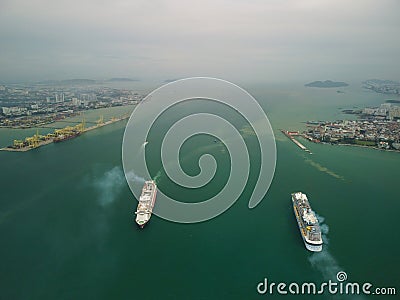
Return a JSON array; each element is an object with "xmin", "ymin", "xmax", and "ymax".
[
  {"xmin": 302, "ymin": 137, "xmax": 400, "ymax": 154},
  {"xmin": 317, "ymin": 140, "xmax": 400, "ymax": 154},
  {"xmin": 0, "ymin": 114, "xmax": 129, "ymax": 152},
  {"xmin": 282, "ymin": 129, "xmax": 400, "ymax": 154}
]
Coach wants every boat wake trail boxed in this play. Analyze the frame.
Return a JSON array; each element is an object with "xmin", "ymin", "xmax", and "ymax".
[
  {"xmin": 308, "ymin": 214, "xmax": 366, "ymax": 300},
  {"xmin": 93, "ymin": 167, "xmax": 145, "ymax": 206},
  {"xmin": 308, "ymin": 214, "xmax": 341, "ymax": 279},
  {"xmin": 93, "ymin": 166, "xmax": 125, "ymax": 206},
  {"xmin": 125, "ymin": 170, "xmax": 146, "ymax": 185},
  {"xmin": 153, "ymin": 170, "xmax": 162, "ymax": 185}
]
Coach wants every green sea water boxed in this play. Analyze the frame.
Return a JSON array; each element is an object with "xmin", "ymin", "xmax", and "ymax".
[{"xmin": 0, "ymin": 83, "xmax": 399, "ymax": 299}]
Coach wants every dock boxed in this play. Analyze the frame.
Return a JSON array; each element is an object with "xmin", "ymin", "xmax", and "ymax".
[
  {"xmin": 281, "ymin": 130, "xmax": 312, "ymax": 154},
  {"xmin": 0, "ymin": 114, "xmax": 130, "ymax": 152}
]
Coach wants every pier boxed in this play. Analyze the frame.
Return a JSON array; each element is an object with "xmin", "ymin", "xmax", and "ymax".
[
  {"xmin": 281, "ymin": 130, "xmax": 312, "ymax": 154},
  {"xmin": 0, "ymin": 114, "xmax": 130, "ymax": 152}
]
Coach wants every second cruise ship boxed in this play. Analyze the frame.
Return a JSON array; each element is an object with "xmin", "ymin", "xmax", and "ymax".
[{"xmin": 291, "ymin": 192, "xmax": 323, "ymax": 252}]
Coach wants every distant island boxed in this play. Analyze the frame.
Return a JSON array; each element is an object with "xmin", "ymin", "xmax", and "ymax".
[{"xmin": 305, "ymin": 80, "xmax": 349, "ymax": 88}]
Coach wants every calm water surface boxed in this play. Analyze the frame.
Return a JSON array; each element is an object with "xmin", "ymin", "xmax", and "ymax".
[{"xmin": 0, "ymin": 83, "xmax": 399, "ymax": 299}]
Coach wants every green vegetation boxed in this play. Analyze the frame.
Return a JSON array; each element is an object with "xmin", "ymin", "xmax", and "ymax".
[
  {"xmin": 305, "ymin": 80, "xmax": 349, "ymax": 88},
  {"xmin": 355, "ymin": 140, "xmax": 376, "ymax": 146}
]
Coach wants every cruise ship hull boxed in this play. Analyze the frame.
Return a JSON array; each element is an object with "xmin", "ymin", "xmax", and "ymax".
[
  {"xmin": 135, "ymin": 181, "xmax": 157, "ymax": 228},
  {"xmin": 293, "ymin": 205, "xmax": 322, "ymax": 252},
  {"xmin": 292, "ymin": 193, "xmax": 323, "ymax": 252}
]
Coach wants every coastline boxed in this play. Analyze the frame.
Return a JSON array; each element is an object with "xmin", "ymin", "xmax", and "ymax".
[
  {"xmin": 305, "ymin": 138, "xmax": 400, "ymax": 154},
  {"xmin": 0, "ymin": 114, "xmax": 129, "ymax": 152}
]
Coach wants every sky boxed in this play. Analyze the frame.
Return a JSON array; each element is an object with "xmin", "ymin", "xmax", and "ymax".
[{"xmin": 0, "ymin": 0, "xmax": 399, "ymax": 83}]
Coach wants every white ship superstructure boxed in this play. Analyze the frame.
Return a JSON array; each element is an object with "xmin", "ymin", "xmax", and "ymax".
[
  {"xmin": 291, "ymin": 192, "xmax": 323, "ymax": 252},
  {"xmin": 135, "ymin": 181, "xmax": 157, "ymax": 228}
]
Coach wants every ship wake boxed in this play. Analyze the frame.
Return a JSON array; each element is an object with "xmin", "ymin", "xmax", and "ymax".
[
  {"xmin": 125, "ymin": 170, "xmax": 146, "ymax": 185},
  {"xmin": 92, "ymin": 167, "xmax": 145, "ymax": 206},
  {"xmin": 308, "ymin": 214, "xmax": 341, "ymax": 278},
  {"xmin": 308, "ymin": 214, "xmax": 366, "ymax": 300},
  {"xmin": 93, "ymin": 166, "xmax": 125, "ymax": 206},
  {"xmin": 153, "ymin": 170, "xmax": 162, "ymax": 184}
]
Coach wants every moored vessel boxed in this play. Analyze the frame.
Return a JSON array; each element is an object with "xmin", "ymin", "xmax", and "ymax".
[{"xmin": 53, "ymin": 132, "xmax": 81, "ymax": 143}]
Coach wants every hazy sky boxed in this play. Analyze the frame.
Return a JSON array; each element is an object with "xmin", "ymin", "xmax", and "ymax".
[{"xmin": 0, "ymin": 0, "xmax": 399, "ymax": 83}]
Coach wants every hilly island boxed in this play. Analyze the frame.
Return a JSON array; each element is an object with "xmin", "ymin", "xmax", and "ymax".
[{"xmin": 305, "ymin": 80, "xmax": 349, "ymax": 88}]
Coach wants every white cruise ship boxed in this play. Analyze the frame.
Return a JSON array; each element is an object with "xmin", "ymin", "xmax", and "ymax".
[
  {"xmin": 291, "ymin": 192, "xmax": 323, "ymax": 252},
  {"xmin": 135, "ymin": 181, "xmax": 157, "ymax": 228}
]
